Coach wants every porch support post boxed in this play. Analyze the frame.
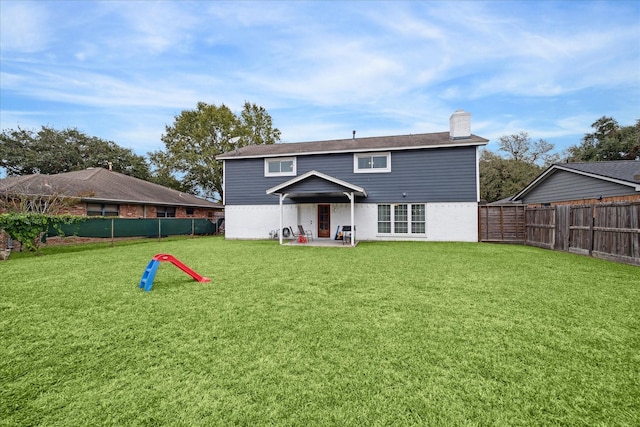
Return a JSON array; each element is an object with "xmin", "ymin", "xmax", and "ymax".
[
  {"xmin": 279, "ymin": 193, "xmax": 288, "ymax": 245},
  {"xmin": 344, "ymin": 191, "xmax": 355, "ymax": 247}
]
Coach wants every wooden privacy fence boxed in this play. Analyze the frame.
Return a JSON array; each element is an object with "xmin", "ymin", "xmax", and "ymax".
[
  {"xmin": 478, "ymin": 205, "xmax": 526, "ymax": 243},
  {"xmin": 479, "ymin": 202, "xmax": 640, "ymax": 266}
]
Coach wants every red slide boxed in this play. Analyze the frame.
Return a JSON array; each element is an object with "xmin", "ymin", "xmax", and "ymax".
[{"xmin": 152, "ymin": 253, "xmax": 211, "ymax": 283}]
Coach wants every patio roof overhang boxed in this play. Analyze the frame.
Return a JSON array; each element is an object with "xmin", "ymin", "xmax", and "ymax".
[
  {"xmin": 266, "ymin": 170, "xmax": 367, "ymax": 199},
  {"xmin": 266, "ymin": 170, "xmax": 364, "ymax": 247}
]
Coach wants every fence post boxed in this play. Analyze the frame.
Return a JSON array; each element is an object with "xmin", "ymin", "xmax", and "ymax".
[
  {"xmin": 500, "ymin": 206, "xmax": 504, "ymax": 240},
  {"xmin": 158, "ymin": 219, "xmax": 161, "ymax": 240},
  {"xmin": 551, "ymin": 207, "xmax": 556, "ymax": 249},
  {"xmin": 632, "ymin": 204, "xmax": 640, "ymax": 260},
  {"xmin": 589, "ymin": 204, "xmax": 595, "ymax": 256},
  {"xmin": 111, "ymin": 218, "xmax": 114, "ymax": 247}
]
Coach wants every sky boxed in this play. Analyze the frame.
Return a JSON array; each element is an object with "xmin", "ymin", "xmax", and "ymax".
[{"xmin": 1, "ymin": 0, "xmax": 639, "ymax": 166}]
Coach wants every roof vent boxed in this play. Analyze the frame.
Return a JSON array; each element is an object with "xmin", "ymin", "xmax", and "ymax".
[
  {"xmin": 449, "ymin": 110, "xmax": 471, "ymax": 140},
  {"xmin": 634, "ymin": 174, "xmax": 640, "ymax": 181},
  {"xmin": 352, "ymin": 130, "xmax": 356, "ymax": 140}
]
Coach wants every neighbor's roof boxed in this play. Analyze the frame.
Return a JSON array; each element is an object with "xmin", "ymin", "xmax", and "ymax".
[
  {"xmin": 558, "ymin": 160, "xmax": 640, "ymax": 183},
  {"xmin": 512, "ymin": 160, "xmax": 640, "ymax": 201},
  {"xmin": 217, "ymin": 132, "xmax": 488, "ymax": 159},
  {"xmin": 0, "ymin": 168, "xmax": 222, "ymax": 208}
]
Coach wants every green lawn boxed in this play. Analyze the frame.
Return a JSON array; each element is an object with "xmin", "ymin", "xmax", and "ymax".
[{"xmin": 1, "ymin": 237, "xmax": 638, "ymax": 426}]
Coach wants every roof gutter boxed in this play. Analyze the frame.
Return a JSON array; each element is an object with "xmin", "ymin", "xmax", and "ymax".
[
  {"xmin": 81, "ymin": 197, "xmax": 223, "ymax": 208},
  {"xmin": 218, "ymin": 139, "xmax": 488, "ymax": 160}
]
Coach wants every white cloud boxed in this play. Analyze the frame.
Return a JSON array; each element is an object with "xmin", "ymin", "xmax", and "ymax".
[
  {"xmin": 1, "ymin": 0, "xmax": 638, "ymax": 156},
  {"xmin": 0, "ymin": 1, "xmax": 51, "ymax": 52}
]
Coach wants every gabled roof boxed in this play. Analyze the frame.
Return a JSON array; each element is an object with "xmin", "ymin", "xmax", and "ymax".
[
  {"xmin": 512, "ymin": 160, "xmax": 640, "ymax": 201},
  {"xmin": 266, "ymin": 170, "xmax": 367, "ymax": 198},
  {"xmin": 0, "ymin": 168, "xmax": 222, "ymax": 208},
  {"xmin": 218, "ymin": 132, "xmax": 488, "ymax": 160}
]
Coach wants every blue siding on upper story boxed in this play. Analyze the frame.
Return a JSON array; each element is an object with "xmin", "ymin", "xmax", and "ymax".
[
  {"xmin": 520, "ymin": 170, "xmax": 637, "ymax": 204},
  {"xmin": 224, "ymin": 146, "xmax": 478, "ymax": 205}
]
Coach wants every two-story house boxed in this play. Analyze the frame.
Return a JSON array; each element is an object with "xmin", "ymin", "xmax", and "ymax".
[{"xmin": 217, "ymin": 110, "xmax": 488, "ymax": 245}]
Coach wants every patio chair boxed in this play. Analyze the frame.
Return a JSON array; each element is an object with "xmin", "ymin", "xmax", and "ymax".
[
  {"xmin": 298, "ymin": 225, "xmax": 313, "ymax": 241},
  {"xmin": 341, "ymin": 225, "xmax": 354, "ymax": 244}
]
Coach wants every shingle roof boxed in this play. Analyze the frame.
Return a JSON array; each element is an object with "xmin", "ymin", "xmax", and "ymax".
[
  {"xmin": 217, "ymin": 132, "xmax": 488, "ymax": 159},
  {"xmin": 511, "ymin": 160, "xmax": 640, "ymax": 201},
  {"xmin": 0, "ymin": 168, "xmax": 222, "ymax": 208},
  {"xmin": 558, "ymin": 160, "xmax": 640, "ymax": 183}
]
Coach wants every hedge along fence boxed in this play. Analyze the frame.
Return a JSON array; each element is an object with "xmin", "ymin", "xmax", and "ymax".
[{"xmin": 47, "ymin": 217, "xmax": 221, "ymax": 240}]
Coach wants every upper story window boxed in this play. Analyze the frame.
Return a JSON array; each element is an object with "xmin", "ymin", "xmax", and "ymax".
[
  {"xmin": 354, "ymin": 152, "xmax": 391, "ymax": 173},
  {"xmin": 265, "ymin": 157, "xmax": 296, "ymax": 177}
]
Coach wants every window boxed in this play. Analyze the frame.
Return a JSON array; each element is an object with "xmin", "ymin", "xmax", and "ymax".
[
  {"xmin": 186, "ymin": 207, "xmax": 195, "ymax": 216},
  {"xmin": 394, "ymin": 204, "xmax": 408, "ymax": 233},
  {"xmin": 354, "ymin": 152, "xmax": 391, "ymax": 173},
  {"xmin": 377, "ymin": 205, "xmax": 391, "ymax": 233},
  {"xmin": 377, "ymin": 203, "xmax": 426, "ymax": 235},
  {"xmin": 156, "ymin": 206, "xmax": 176, "ymax": 218},
  {"xmin": 411, "ymin": 204, "xmax": 426, "ymax": 233},
  {"xmin": 265, "ymin": 157, "xmax": 296, "ymax": 177},
  {"xmin": 87, "ymin": 203, "xmax": 119, "ymax": 217}
]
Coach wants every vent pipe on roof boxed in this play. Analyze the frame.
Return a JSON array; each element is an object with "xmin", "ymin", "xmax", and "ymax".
[
  {"xmin": 229, "ymin": 136, "xmax": 241, "ymax": 154},
  {"xmin": 352, "ymin": 130, "xmax": 356, "ymax": 140},
  {"xmin": 449, "ymin": 110, "xmax": 471, "ymax": 140},
  {"xmin": 108, "ymin": 161, "xmax": 113, "ymax": 171}
]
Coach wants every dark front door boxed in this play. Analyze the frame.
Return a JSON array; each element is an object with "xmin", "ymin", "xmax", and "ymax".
[{"xmin": 318, "ymin": 204, "xmax": 331, "ymax": 238}]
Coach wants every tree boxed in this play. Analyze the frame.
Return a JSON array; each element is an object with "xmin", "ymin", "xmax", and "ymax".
[
  {"xmin": 147, "ymin": 155, "xmax": 193, "ymax": 193},
  {"xmin": 497, "ymin": 131, "xmax": 558, "ymax": 166},
  {"xmin": 0, "ymin": 126, "xmax": 151, "ymax": 179},
  {"xmin": 150, "ymin": 101, "xmax": 281, "ymax": 202},
  {"xmin": 480, "ymin": 132, "xmax": 557, "ymax": 202},
  {"xmin": 479, "ymin": 149, "xmax": 543, "ymax": 202},
  {"xmin": 565, "ymin": 116, "xmax": 640, "ymax": 161}
]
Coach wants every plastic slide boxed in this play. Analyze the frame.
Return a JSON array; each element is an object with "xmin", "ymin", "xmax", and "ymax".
[{"xmin": 139, "ymin": 253, "xmax": 211, "ymax": 292}]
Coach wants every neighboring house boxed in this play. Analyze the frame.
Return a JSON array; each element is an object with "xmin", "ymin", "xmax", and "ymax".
[
  {"xmin": 0, "ymin": 167, "xmax": 224, "ymax": 219},
  {"xmin": 511, "ymin": 160, "xmax": 640, "ymax": 206},
  {"xmin": 217, "ymin": 110, "xmax": 488, "ymax": 244}
]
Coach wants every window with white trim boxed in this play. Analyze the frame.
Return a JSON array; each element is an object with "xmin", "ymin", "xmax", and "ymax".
[
  {"xmin": 411, "ymin": 204, "xmax": 426, "ymax": 233},
  {"xmin": 394, "ymin": 204, "xmax": 408, "ymax": 233},
  {"xmin": 378, "ymin": 205, "xmax": 391, "ymax": 233},
  {"xmin": 265, "ymin": 157, "xmax": 296, "ymax": 177},
  {"xmin": 377, "ymin": 203, "xmax": 426, "ymax": 234},
  {"xmin": 354, "ymin": 152, "xmax": 391, "ymax": 173}
]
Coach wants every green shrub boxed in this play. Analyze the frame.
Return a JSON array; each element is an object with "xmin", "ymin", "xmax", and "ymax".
[{"xmin": 0, "ymin": 212, "xmax": 84, "ymax": 252}]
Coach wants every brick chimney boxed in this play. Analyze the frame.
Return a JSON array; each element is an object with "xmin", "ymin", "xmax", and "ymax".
[{"xmin": 449, "ymin": 110, "xmax": 471, "ymax": 140}]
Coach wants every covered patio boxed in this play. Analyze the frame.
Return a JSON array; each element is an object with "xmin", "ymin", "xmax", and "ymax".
[{"xmin": 265, "ymin": 170, "xmax": 367, "ymax": 247}]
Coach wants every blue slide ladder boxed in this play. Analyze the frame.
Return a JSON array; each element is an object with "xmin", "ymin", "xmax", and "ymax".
[{"xmin": 139, "ymin": 259, "xmax": 161, "ymax": 292}]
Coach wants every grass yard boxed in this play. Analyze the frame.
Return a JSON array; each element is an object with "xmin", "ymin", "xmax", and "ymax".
[{"xmin": 1, "ymin": 237, "xmax": 638, "ymax": 426}]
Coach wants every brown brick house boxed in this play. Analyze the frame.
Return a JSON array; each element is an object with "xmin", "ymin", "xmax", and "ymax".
[{"xmin": 0, "ymin": 167, "xmax": 224, "ymax": 220}]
